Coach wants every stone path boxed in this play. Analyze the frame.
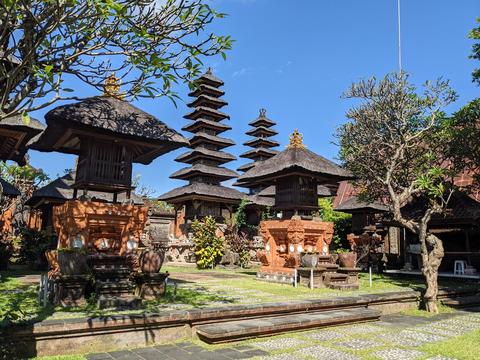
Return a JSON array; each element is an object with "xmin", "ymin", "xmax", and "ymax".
[{"xmin": 86, "ymin": 310, "xmax": 480, "ymax": 360}]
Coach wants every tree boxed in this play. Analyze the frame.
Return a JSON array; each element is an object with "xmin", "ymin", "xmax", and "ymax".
[
  {"xmin": 316, "ymin": 197, "xmax": 351, "ymax": 250},
  {"xmin": 336, "ymin": 72, "xmax": 460, "ymax": 313},
  {"xmin": 469, "ymin": 17, "xmax": 480, "ymax": 85},
  {"xmin": 0, "ymin": 0, "xmax": 232, "ymax": 119},
  {"xmin": 191, "ymin": 215, "xmax": 224, "ymax": 269},
  {"xmin": 0, "ymin": 161, "xmax": 49, "ymax": 225}
]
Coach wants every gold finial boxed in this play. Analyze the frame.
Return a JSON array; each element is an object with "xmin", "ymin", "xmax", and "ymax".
[
  {"xmin": 259, "ymin": 108, "xmax": 267, "ymax": 117},
  {"xmin": 103, "ymin": 73, "xmax": 122, "ymax": 98},
  {"xmin": 287, "ymin": 129, "xmax": 306, "ymax": 149}
]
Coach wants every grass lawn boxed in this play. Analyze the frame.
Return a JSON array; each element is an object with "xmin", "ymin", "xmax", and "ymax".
[
  {"xmin": 1, "ymin": 265, "xmax": 477, "ymax": 325},
  {"xmin": 421, "ymin": 328, "xmax": 480, "ymax": 359}
]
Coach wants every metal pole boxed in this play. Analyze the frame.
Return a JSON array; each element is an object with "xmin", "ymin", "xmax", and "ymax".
[
  {"xmin": 310, "ymin": 268, "xmax": 313, "ymax": 290},
  {"xmin": 369, "ymin": 266, "xmax": 373, "ymax": 287},
  {"xmin": 293, "ymin": 268, "xmax": 297, "ymax": 288},
  {"xmin": 397, "ymin": 0, "xmax": 402, "ymax": 72}
]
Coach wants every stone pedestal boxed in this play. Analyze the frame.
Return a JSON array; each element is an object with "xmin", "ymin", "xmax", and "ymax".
[
  {"xmin": 297, "ymin": 267, "xmax": 326, "ymax": 288},
  {"xmin": 53, "ymin": 275, "xmax": 90, "ymax": 306},
  {"xmin": 257, "ymin": 217, "xmax": 334, "ymax": 280},
  {"xmin": 338, "ymin": 267, "xmax": 361, "ymax": 285},
  {"xmin": 135, "ymin": 272, "xmax": 169, "ymax": 300}
]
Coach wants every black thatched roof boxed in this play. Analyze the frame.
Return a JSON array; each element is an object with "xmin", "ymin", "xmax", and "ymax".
[
  {"xmin": 243, "ymin": 138, "xmax": 280, "ymax": 148},
  {"xmin": 334, "ymin": 196, "xmax": 388, "ymax": 213},
  {"xmin": 189, "ymin": 133, "xmax": 235, "ymax": 148},
  {"xmin": 401, "ymin": 191, "xmax": 480, "ymax": 226},
  {"xmin": 248, "ymin": 111, "xmax": 276, "ymax": 128},
  {"xmin": 175, "ymin": 148, "xmax": 236, "ymax": 164},
  {"xmin": 257, "ymin": 184, "xmax": 333, "ymax": 198},
  {"xmin": 187, "ymin": 94, "xmax": 227, "ymax": 110},
  {"xmin": 158, "ymin": 182, "xmax": 245, "ymax": 203},
  {"xmin": 247, "ymin": 194, "xmax": 275, "ymax": 207},
  {"xmin": 246, "ymin": 126, "xmax": 278, "ymax": 137},
  {"xmin": 239, "ymin": 147, "xmax": 279, "ymax": 159},
  {"xmin": 184, "ymin": 106, "xmax": 230, "ymax": 121},
  {"xmin": 26, "ymin": 172, "xmax": 144, "ymax": 208},
  {"xmin": 197, "ymin": 68, "xmax": 224, "ymax": 87},
  {"xmin": 236, "ymin": 146, "xmax": 353, "ymax": 187},
  {"xmin": 0, "ymin": 178, "xmax": 20, "ymax": 197},
  {"xmin": 188, "ymin": 84, "xmax": 225, "ymax": 98},
  {"xmin": 29, "ymin": 96, "xmax": 188, "ymax": 164},
  {"xmin": 0, "ymin": 115, "xmax": 45, "ymax": 165},
  {"xmin": 182, "ymin": 118, "xmax": 231, "ymax": 133},
  {"xmin": 170, "ymin": 164, "xmax": 238, "ymax": 181},
  {"xmin": 237, "ymin": 162, "xmax": 256, "ymax": 172}
]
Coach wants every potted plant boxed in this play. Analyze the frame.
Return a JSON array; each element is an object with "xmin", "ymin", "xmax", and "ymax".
[
  {"xmin": 57, "ymin": 248, "xmax": 89, "ymax": 275},
  {"xmin": 300, "ymin": 250, "xmax": 319, "ymax": 268},
  {"xmin": 336, "ymin": 248, "xmax": 357, "ymax": 268}
]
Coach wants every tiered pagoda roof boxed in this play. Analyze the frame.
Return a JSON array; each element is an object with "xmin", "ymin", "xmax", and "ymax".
[
  {"xmin": 159, "ymin": 68, "xmax": 244, "ymax": 206},
  {"xmin": 238, "ymin": 109, "xmax": 279, "ymax": 173}
]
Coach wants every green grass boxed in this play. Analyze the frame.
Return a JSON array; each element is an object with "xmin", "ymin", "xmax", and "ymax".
[
  {"xmin": 33, "ymin": 356, "xmax": 86, "ymax": 360},
  {"xmin": 0, "ymin": 271, "xmax": 53, "ymax": 327},
  {"xmin": 421, "ymin": 328, "xmax": 480, "ymax": 359},
  {"xmin": 400, "ymin": 303, "xmax": 457, "ymax": 317}
]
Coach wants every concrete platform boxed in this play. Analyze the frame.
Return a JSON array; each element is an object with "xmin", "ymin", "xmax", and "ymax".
[{"xmin": 196, "ymin": 308, "xmax": 381, "ymax": 343}]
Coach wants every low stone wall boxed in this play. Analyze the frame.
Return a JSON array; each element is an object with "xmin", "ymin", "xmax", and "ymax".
[{"xmin": 0, "ymin": 290, "xmax": 422, "ymax": 358}]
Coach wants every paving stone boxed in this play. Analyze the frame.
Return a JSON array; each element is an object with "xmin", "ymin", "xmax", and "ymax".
[
  {"xmin": 337, "ymin": 323, "xmax": 382, "ymax": 334},
  {"xmin": 86, "ymin": 354, "xmax": 113, "ymax": 360},
  {"xmin": 297, "ymin": 345, "xmax": 360, "ymax": 360},
  {"xmin": 373, "ymin": 348, "xmax": 425, "ymax": 360},
  {"xmin": 108, "ymin": 350, "xmax": 142, "ymax": 359},
  {"xmin": 414, "ymin": 325, "xmax": 462, "ymax": 337},
  {"xmin": 212, "ymin": 348, "xmax": 251, "ymax": 359},
  {"xmin": 241, "ymin": 349, "xmax": 270, "ymax": 357},
  {"xmin": 377, "ymin": 333, "xmax": 425, "ymax": 347},
  {"xmin": 304, "ymin": 329, "xmax": 346, "ymax": 341},
  {"xmin": 334, "ymin": 338, "xmax": 382, "ymax": 350},
  {"xmin": 399, "ymin": 329, "xmax": 447, "ymax": 343},
  {"xmin": 260, "ymin": 354, "xmax": 304, "ymax": 360},
  {"xmin": 252, "ymin": 337, "xmax": 307, "ymax": 351},
  {"xmin": 234, "ymin": 345, "xmax": 255, "ymax": 351}
]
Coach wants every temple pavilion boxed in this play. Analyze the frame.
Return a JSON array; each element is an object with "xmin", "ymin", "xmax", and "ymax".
[
  {"xmin": 159, "ymin": 69, "xmax": 244, "ymax": 225},
  {"xmin": 236, "ymin": 129, "xmax": 352, "ymax": 218},
  {"xmin": 0, "ymin": 114, "xmax": 45, "ymax": 165},
  {"xmin": 237, "ymin": 130, "xmax": 353, "ymax": 281},
  {"xmin": 29, "ymin": 75, "xmax": 188, "ymax": 253}
]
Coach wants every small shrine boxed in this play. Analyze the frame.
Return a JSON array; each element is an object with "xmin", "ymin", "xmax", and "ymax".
[
  {"xmin": 236, "ymin": 130, "xmax": 355, "ymax": 286},
  {"xmin": 159, "ymin": 68, "xmax": 245, "ymax": 230},
  {"xmin": 30, "ymin": 75, "xmax": 189, "ymax": 307}
]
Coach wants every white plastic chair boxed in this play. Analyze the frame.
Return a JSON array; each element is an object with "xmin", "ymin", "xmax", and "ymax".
[{"xmin": 454, "ymin": 260, "xmax": 467, "ymax": 275}]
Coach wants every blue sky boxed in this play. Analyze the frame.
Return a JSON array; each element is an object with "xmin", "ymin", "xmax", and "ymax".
[{"xmin": 28, "ymin": 0, "xmax": 479, "ymax": 196}]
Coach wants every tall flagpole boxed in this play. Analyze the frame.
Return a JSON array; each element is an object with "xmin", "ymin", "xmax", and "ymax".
[{"xmin": 397, "ymin": 0, "xmax": 402, "ymax": 72}]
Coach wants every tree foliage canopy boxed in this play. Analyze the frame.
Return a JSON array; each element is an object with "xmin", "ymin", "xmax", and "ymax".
[
  {"xmin": 0, "ymin": 0, "xmax": 232, "ymax": 119},
  {"xmin": 469, "ymin": 17, "xmax": 480, "ymax": 85},
  {"xmin": 337, "ymin": 72, "xmax": 459, "ymax": 231}
]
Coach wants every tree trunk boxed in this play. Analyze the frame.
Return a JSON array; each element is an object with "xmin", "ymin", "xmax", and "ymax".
[{"xmin": 421, "ymin": 233, "xmax": 444, "ymax": 313}]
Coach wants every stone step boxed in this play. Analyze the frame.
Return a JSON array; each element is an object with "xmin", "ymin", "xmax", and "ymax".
[
  {"xmin": 441, "ymin": 295, "xmax": 480, "ymax": 308},
  {"xmin": 196, "ymin": 307, "xmax": 380, "ymax": 344},
  {"xmin": 328, "ymin": 283, "xmax": 359, "ymax": 290},
  {"xmin": 97, "ymin": 295, "xmax": 142, "ymax": 309}
]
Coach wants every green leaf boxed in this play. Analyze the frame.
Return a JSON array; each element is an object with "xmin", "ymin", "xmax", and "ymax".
[{"xmin": 21, "ymin": 112, "xmax": 30, "ymax": 125}]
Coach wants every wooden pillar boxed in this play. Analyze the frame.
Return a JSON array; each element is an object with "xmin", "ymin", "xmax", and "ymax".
[{"xmin": 465, "ymin": 228, "xmax": 472, "ymax": 265}]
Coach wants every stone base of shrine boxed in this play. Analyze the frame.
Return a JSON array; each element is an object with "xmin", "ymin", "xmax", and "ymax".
[
  {"xmin": 53, "ymin": 275, "xmax": 90, "ymax": 307},
  {"xmin": 256, "ymin": 267, "xmax": 296, "ymax": 284},
  {"xmin": 134, "ymin": 272, "xmax": 169, "ymax": 300}
]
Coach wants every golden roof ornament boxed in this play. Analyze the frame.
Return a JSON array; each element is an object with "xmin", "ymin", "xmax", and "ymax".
[
  {"xmin": 103, "ymin": 73, "xmax": 122, "ymax": 98},
  {"xmin": 287, "ymin": 129, "xmax": 306, "ymax": 149}
]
